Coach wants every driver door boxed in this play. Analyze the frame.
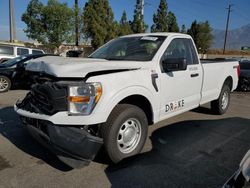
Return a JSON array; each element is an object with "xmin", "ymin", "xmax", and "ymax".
[{"xmin": 159, "ymin": 38, "xmax": 202, "ymax": 120}]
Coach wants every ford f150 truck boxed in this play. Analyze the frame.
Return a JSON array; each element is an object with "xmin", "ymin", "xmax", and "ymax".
[{"xmin": 14, "ymin": 33, "xmax": 240, "ymax": 168}]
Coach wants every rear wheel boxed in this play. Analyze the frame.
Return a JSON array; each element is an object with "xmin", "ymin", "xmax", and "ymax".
[
  {"xmin": 0, "ymin": 76, "xmax": 11, "ymax": 93},
  {"xmin": 211, "ymin": 84, "xmax": 231, "ymax": 115},
  {"xmin": 101, "ymin": 104, "xmax": 148, "ymax": 163}
]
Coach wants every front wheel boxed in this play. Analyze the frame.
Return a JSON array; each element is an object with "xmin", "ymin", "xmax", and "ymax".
[
  {"xmin": 0, "ymin": 76, "xmax": 11, "ymax": 93},
  {"xmin": 211, "ymin": 85, "xmax": 231, "ymax": 115},
  {"xmin": 101, "ymin": 104, "xmax": 148, "ymax": 163}
]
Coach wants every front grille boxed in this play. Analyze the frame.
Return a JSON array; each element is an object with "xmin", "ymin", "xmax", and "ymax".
[
  {"xmin": 17, "ymin": 82, "xmax": 68, "ymax": 115},
  {"xmin": 21, "ymin": 116, "xmax": 50, "ymax": 136}
]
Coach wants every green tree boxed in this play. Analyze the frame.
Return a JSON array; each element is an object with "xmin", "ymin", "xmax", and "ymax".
[
  {"xmin": 167, "ymin": 11, "xmax": 179, "ymax": 32},
  {"xmin": 187, "ymin": 20, "xmax": 213, "ymax": 54},
  {"xmin": 22, "ymin": 0, "xmax": 74, "ymax": 49},
  {"xmin": 181, "ymin": 24, "xmax": 186, "ymax": 33},
  {"xmin": 151, "ymin": 0, "xmax": 168, "ymax": 32},
  {"xmin": 197, "ymin": 21, "xmax": 213, "ymax": 54},
  {"xmin": 118, "ymin": 11, "xmax": 133, "ymax": 36},
  {"xmin": 21, "ymin": 0, "xmax": 45, "ymax": 43},
  {"xmin": 187, "ymin": 20, "xmax": 199, "ymax": 45},
  {"xmin": 82, "ymin": 0, "xmax": 117, "ymax": 49},
  {"xmin": 131, "ymin": 0, "xmax": 147, "ymax": 33}
]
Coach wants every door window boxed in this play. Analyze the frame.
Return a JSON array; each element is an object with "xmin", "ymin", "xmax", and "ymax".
[
  {"xmin": 0, "ymin": 45, "xmax": 14, "ymax": 55},
  {"xmin": 162, "ymin": 38, "xmax": 193, "ymax": 65},
  {"xmin": 32, "ymin": 50, "xmax": 43, "ymax": 55},
  {"xmin": 17, "ymin": 48, "xmax": 29, "ymax": 55},
  {"xmin": 188, "ymin": 40, "xmax": 199, "ymax": 64}
]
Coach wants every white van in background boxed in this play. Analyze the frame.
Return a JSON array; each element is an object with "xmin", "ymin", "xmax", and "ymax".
[{"xmin": 0, "ymin": 44, "xmax": 45, "ymax": 63}]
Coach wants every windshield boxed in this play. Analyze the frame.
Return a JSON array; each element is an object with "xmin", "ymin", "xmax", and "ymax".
[
  {"xmin": 1, "ymin": 55, "xmax": 27, "ymax": 67},
  {"xmin": 89, "ymin": 36, "xmax": 166, "ymax": 61}
]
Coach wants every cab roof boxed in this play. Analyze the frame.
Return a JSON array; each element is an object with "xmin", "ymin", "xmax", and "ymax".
[{"xmin": 120, "ymin": 32, "xmax": 191, "ymax": 38}]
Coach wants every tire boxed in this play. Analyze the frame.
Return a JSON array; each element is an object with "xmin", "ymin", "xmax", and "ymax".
[
  {"xmin": 101, "ymin": 104, "xmax": 148, "ymax": 163},
  {"xmin": 0, "ymin": 76, "xmax": 11, "ymax": 93},
  {"xmin": 211, "ymin": 84, "xmax": 231, "ymax": 115}
]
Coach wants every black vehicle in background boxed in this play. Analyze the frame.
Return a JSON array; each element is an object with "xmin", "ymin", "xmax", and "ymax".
[
  {"xmin": 66, "ymin": 50, "xmax": 83, "ymax": 57},
  {"xmin": 0, "ymin": 54, "xmax": 54, "ymax": 92},
  {"xmin": 237, "ymin": 60, "xmax": 250, "ymax": 92},
  {"xmin": 0, "ymin": 58, "xmax": 11, "ymax": 64},
  {"xmin": 222, "ymin": 150, "xmax": 250, "ymax": 188}
]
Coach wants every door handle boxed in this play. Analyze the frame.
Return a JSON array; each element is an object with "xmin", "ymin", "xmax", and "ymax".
[{"xmin": 191, "ymin": 73, "xmax": 199, "ymax": 78}]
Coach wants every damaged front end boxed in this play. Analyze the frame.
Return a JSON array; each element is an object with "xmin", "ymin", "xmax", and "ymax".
[{"xmin": 16, "ymin": 81, "xmax": 103, "ymax": 168}]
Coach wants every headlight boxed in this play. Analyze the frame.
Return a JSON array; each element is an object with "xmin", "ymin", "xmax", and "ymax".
[{"xmin": 68, "ymin": 83, "xmax": 102, "ymax": 115}]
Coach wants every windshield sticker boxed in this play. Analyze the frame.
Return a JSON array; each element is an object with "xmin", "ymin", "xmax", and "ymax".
[
  {"xmin": 141, "ymin": 36, "xmax": 158, "ymax": 41},
  {"xmin": 165, "ymin": 100, "xmax": 184, "ymax": 113}
]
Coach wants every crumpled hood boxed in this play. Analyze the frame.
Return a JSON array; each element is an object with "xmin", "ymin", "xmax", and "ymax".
[{"xmin": 25, "ymin": 56, "xmax": 143, "ymax": 78}]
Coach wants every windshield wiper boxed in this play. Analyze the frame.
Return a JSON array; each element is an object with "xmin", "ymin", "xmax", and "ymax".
[
  {"xmin": 104, "ymin": 57, "xmax": 124, "ymax": 61},
  {"xmin": 87, "ymin": 56, "xmax": 124, "ymax": 61}
]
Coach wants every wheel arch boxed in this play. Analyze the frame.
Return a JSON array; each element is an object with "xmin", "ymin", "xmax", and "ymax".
[
  {"xmin": 118, "ymin": 94, "xmax": 154, "ymax": 125},
  {"xmin": 98, "ymin": 86, "xmax": 157, "ymax": 125},
  {"xmin": 223, "ymin": 76, "xmax": 233, "ymax": 91},
  {"xmin": 0, "ymin": 73, "xmax": 11, "ymax": 80}
]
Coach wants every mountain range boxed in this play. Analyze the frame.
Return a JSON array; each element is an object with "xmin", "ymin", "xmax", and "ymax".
[{"xmin": 212, "ymin": 24, "xmax": 250, "ymax": 50}]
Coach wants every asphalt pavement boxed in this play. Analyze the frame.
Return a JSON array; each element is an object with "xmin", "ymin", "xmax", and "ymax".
[{"xmin": 0, "ymin": 90, "xmax": 250, "ymax": 188}]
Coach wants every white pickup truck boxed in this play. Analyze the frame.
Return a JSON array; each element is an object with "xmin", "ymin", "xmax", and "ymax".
[{"xmin": 15, "ymin": 33, "xmax": 240, "ymax": 168}]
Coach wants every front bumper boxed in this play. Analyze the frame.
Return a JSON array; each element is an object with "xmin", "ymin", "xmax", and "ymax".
[
  {"xmin": 14, "ymin": 104, "xmax": 107, "ymax": 126},
  {"xmin": 20, "ymin": 116, "xmax": 103, "ymax": 168}
]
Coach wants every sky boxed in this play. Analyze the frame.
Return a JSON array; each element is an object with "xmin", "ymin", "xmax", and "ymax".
[{"xmin": 0, "ymin": 0, "xmax": 250, "ymax": 41}]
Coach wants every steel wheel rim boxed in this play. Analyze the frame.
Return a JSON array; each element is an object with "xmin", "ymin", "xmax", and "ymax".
[
  {"xmin": 0, "ymin": 78, "xmax": 8, "ymax": 91},
  {"xmin": 117, "ymin": 118, "xmax": 142, "ymax": 154},
  {"xmin": 221, "ymin": 91, "xmax": 229, "ymax": 110}
]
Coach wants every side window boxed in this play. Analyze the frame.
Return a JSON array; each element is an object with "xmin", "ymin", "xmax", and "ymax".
[
  {"xmin": 0, "ymin": 45, "xmax": 14, "ymax": 55},
  {"xmin": 17, "ymin": 48, "xmax": 29, "ymax": 55},
  {"xmin": 162, "ymin": 38, "xmax": 193, "ymax": 65},
  {"xmin": 188, "ymin": 40, "xmax": 199, "ymax": 64},
  {"xmin": 32, "ymin": 50, "xmax": 43, "ymax": 55}
]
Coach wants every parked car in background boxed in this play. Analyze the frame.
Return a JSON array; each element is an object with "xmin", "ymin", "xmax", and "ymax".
[
  {"xmin": 0, "ymin": 44, "xmax": 45, "ymax": 64},
  {"xmin": 223, "ymin": 150, "xmax": 250, "ymax": 188},
  {"xmin": 0, "ymin": 57, "xmax": 10, "ymax": 64},
  {"xmin": 237, "ymin": 60, "xmax": 250, "ymax": 91},
  {"xmin": 66, "ymin": 50, "xmax": 83, "ymax": 57},
  {"xmin": 0, "ymin": 54, "xmax": 53, "ymax": 92}
]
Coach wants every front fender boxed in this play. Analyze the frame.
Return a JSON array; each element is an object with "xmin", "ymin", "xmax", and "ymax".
[{"xmin": 93, "ymin": 85, "xmax": 159, "ymax": 123}]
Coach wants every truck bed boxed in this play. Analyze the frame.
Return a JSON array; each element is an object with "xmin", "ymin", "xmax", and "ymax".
[
  {"xmin": 200, "ymin": 59, "xmax": 238, "ymax": 64},
  {"xmin": 199, "ymin": 59, "xmax": 239, "ymax": 105}
]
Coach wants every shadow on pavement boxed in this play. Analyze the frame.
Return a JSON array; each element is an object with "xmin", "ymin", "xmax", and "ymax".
[
  {"xmin": 105, "ymin": 117, "xmax": 250, "ymax": 188},
  {"xmin": 0, "ymin": 107, "xmax": 72, "ymax": 171},
  {"xmin": 2, "ymin": 105, "xmax": 250, "ymax": 186}
]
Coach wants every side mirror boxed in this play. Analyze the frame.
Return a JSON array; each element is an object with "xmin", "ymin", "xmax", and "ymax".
[{"xmin": 162, "ymin": 58, "xmax": 187, "ymax": 72}]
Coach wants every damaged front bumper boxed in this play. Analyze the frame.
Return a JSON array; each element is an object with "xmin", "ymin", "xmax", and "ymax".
[
  {"xmin": 20, "ymin": 116, "xmax": 103, "ymax": 168},
  {"xmin": 15, "ymin": 82, "xmax": 104, "ymax": 168}
]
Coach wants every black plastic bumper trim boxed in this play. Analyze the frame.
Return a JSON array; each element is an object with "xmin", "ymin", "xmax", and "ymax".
[{"xmin": 21, "ymin": 117, "xmax": 103, "ymax": 168}]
